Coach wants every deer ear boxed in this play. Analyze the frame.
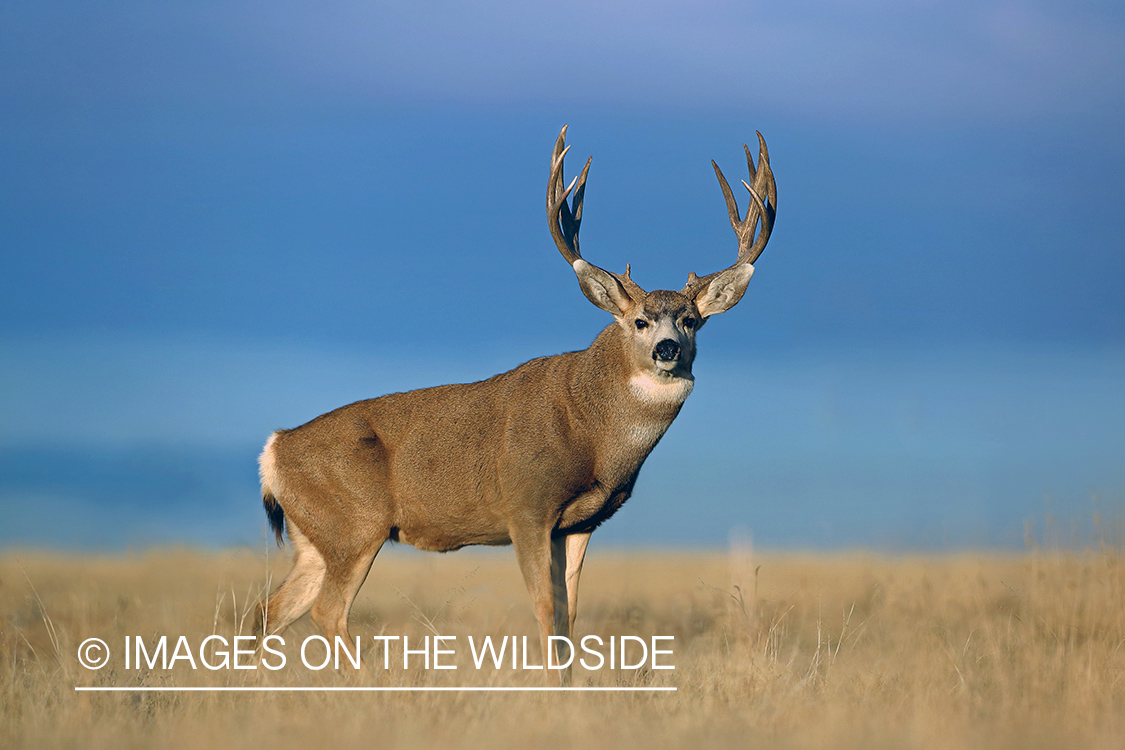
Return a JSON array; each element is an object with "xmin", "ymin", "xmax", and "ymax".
[
  {"xmin": 693, "ymin": 264, "xmax": 754, "ymax": 317},
  {"xmin": 573, "ymin": 259, "xmax": 635, "ymax": 316}
]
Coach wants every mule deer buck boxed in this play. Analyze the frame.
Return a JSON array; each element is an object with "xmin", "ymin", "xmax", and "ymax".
[{"xmin": 255, "ymin": 125, "xmax": 776, "ymax": 679}]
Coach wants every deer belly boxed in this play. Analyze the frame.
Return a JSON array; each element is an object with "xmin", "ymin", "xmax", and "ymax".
[
  {"xmin": 390, "ymin": 484, "xmax": 511, "ymax": 551},
  {"xmin": 394, "ymin": 513, "xmax": 511, "ymax": 551}
]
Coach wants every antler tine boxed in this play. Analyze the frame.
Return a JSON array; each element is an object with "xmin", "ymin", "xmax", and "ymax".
[
  {"xmin": 682, "ymin": 132, "xmax": 776, "ymax": 298},
  {"xmin": 743, "ymin": 141, "xmax": 757, "ymax": 185},
  {"xmin": 558, "ymin": 156, "xmax": 592, "ymax": 256},
  {"xmin": 570, "ymin": 156, "xmax": 591, "ymax": 225},
  {"xmin": 712, "ymin": 160, "xmax": 741, "ymax": 242}
]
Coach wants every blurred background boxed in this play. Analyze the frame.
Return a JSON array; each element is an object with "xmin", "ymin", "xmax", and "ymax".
[{"xmin": 1, "ymin": 1, "xmax": 1122, "ymax": 550}]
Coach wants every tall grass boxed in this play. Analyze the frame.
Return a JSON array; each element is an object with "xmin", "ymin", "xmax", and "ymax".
[{"xmin": 2, "ymin": 540, "xmax": 1123, "ymax": 749}]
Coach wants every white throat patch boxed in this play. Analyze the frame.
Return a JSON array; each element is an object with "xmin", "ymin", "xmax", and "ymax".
[{"xmin": 628, "ymin": 371, "xmax": 694, "ymax": 405}]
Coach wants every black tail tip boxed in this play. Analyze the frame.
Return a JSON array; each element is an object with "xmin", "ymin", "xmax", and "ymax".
[{"xmin": 262, "ymin": 490, "xmax": 286, "ymax": 546}]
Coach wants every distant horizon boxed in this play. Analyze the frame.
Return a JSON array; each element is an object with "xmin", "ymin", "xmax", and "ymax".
[{"xmin": 4, "ymin": 337, "xmax": 1121, "ymax": 551}]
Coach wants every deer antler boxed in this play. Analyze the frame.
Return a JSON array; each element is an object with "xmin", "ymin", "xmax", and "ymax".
[
  {"xmin": 547, "ymin": 125, "xmax": 591, "ymax": 266},
  {"xmin": 682, "ymin": 132, "xmax": 776, "ymax": 298},
  {"xmin": 547, "ymin": 125, "xmax": 645, "ymax": 299}
]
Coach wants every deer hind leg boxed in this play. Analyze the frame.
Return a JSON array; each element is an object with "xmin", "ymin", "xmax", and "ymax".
[
  {"xmin": 257, "ymin": 522, "xmax": 326, "ymax": 638},
  {"xmin": 309, "ymin": 538, "xmax": 384, "ymax": 644}
]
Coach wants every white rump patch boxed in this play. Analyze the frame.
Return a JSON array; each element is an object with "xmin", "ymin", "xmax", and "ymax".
[{"xmin": 259, "ymin": 432, "xmax": 284, "ymax": 496}]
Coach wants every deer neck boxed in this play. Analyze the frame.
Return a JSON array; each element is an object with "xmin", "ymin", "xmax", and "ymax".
[{"xmin": 578, "ymin": 323, "xmax": 694, "ymax": 417}]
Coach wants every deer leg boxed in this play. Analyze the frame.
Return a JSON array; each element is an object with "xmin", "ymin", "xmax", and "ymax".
[
  {"xmin": 256, "ymin": 522, "xmax": 326, "ymax": 638},
  {"xmin": 511, "ymin": 526, "xmax": 558, "ymax": 679},
  {"xmin": 564, "ymin": 532, "xmax": 591, "ymax": 640},
  {"xmin": 549, "ymin": 536, "xmax": 570, "ymax": 673},
  {"xmin": 549, "ymin": 531, "xmax": 591, "ymax": 685},
  {"xmin": 309, "ymin": 539, "xmax": 383, "ymax": 645}
]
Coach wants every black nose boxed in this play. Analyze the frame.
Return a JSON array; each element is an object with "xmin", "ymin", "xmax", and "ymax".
[{"xmin": 653, "ymin": 339, "xmax": 680, "ymax": 362}]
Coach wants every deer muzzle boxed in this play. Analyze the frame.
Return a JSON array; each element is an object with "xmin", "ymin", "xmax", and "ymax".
[{"xmin": 653, "ymin": 339, "xmax": 681, "ymax": 363}]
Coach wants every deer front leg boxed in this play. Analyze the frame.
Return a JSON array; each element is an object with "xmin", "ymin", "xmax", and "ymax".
[
  {"xmin": 563, "ymin": 532, "xmax": 591, "ymax": 640},
  {"xmin": 549, "ymin": 536, "xmax": 570, "ymax": 679},
  {"xmin": 550, "ymin": 531, "xmax": 591, "ymax": 686},
  {"xmin": 511, "ymin": 525, "xmax": 562, "ymax": 683}
]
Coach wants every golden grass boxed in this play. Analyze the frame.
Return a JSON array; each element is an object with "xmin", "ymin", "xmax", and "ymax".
[{"xmin": 2, "ymin": 543, "xmax": 1124, "ymax": 749}]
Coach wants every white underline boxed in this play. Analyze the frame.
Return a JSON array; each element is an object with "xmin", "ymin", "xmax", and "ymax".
[{"xmin": 75, "ymin": 686, "xmax": 675, "ymax": 692}]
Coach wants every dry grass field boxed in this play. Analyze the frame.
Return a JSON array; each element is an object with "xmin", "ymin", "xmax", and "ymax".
[{"xmin": 3, "ymin": 538, "xmax": 1124, "ymax": 749}]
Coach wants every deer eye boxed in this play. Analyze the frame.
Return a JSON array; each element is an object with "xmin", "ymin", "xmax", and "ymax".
[
  {"xmin": 683, "ymin": 317, "xmax": 696, "ymax": 330},
  {"xmin": 634, "ymin": 319, "xmax": 649, "ymax": 330}
]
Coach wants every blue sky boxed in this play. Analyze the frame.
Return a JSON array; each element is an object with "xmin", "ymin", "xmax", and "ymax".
[{"xmin": 1, "ymin": 1, "xmax": 1123, "ymax": 549}]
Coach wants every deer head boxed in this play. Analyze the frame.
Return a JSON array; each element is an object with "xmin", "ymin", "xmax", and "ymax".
[{"xmin": 547, "ymin": 125, "xmax": 777, "ymax": 382}]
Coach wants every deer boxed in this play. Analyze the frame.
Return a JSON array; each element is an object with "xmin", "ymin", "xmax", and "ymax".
[{"xmin": 254, "ymin": 125, "xmax": 776, "ymax": 682}]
